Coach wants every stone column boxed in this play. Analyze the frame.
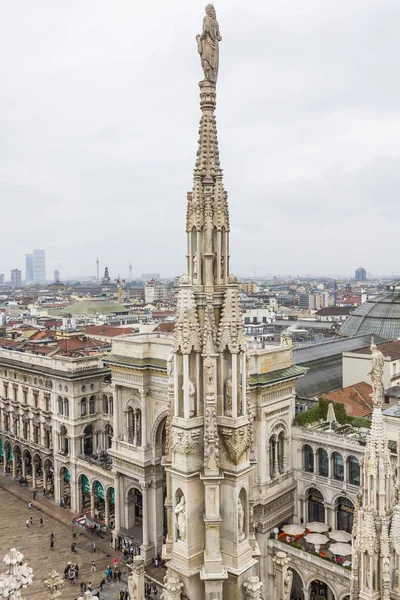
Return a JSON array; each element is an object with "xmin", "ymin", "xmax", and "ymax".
[
  {"xmin": 183, "ymin": 354, "xmax": 190, "ymax": 419},
  {"xmin": 133, "ymin": 410, "xmax": 138, "ymax": 446},
  {"xmin": 231, "ymin": 353, "xmax": 238, "ymax": 418},
  {"xmin": 32, "ymin": 461, "xmax": 37, "ymax": 489},
  {"xmin": 273, "ymin": 551, "xmax": 291, "ymax": 600},
  {"xmin": 90, "ymin": 489, "xmax": 95, "ymax": 519},
  {"xmin": 43, "ymin": 468, "xmax": 48, "ymax": 492},
  {"xmin": 141, "ymin": 391, "xmax": 148, "ymax": 447},
  {"xmin": 128, "ymin": 556, "xmax": 145, "ymax": 600},
  {"xmin": 22, "ymin": 457, "xmax": 26, "ymax": 478},
  {"xmin": 105, "ymin": 495, "xmax": 110, "ymax": 527},
  {"xmin": 113, "ymin": 385, "xmax": 120, "ymax": 439},
  {"xmin": 113, "ymin": 472, "xmax": 121, "ymax": 544},
  {"xmin": 243, "ymin": 575, "xmax": 263, "ymax": 600},
  {"xmin": 273, "ymin": 439, "xmax": 279, "ymax": 478},
  {"xmin": 12, "ymin": 453, "xmax": 16, "ymax": 478},
  {"xmin": 162, "ymin": 574, "xmax": 184, "ymax": 600},
  {"xmin": 141, "ymin": 482, "xmax": 150, "ymax": 547}
]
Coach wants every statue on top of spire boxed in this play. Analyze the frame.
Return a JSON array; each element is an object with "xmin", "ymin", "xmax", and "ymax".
[
  {"xmin": 196, "ymin": 4, "xmax": 222, "ymax": 84},
  {"xmin": 368, "ymin": 337, "xmax": 385, "ymax": 396}
]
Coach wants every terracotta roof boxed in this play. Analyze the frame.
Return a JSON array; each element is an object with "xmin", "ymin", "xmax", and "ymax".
[
  {"xmin": 84, "ymin": 325, "xmax": 134, "ymax": 337},
  {"xmin": 57, "ymin": 337, "xmax": 108, "ymax": 352},
  {"xmin": 353, "ymin": 340, "xmax": 400, "ymax": 361},
  {"xmin": 28, "ymin": 330, "xmax": 56, "ymax": 341},
  {"xmin": 153, "ymin": 322, "xmax": 175, "ymax": 333},
  {"xmin": 315, "ymin": 307, "xmax": 352, "ymax": 316},
  {"xmin": 322, "ymin": 382, "xmax": 373, "ymax": 417}
]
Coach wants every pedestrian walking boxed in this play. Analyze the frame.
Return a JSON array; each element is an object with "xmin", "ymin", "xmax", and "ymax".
[
  {"xmin": 88, "ymin": 582, "xmax": 92, "ymax": 591},
  {"xmin": 80, "ymin": 582, "xmax": 85, "ymax": 593},
  {"xmin": 93, "ymin": 542, "xmax": 97, "ymax": 552},
  {"xmin": 91, "ymin": 561, "xmax": 96, "ymax": 572},
  {"xmin": 50, "ymin": 532, "xmax": 54, "ymax": 540},
  {"xmin": 25, "ymin": 519, "xmax": 29, "ymax": 527},
  {"xmin": 39, "ymin": 517, "xmax": 43, "ymax": 527},
  {"xmin": 100, "ymin": 578, "xmax": 106, "ymax": 590},
  {"xmin": 113, "ymin": 568, "xmax": 117, "ymax": 581},
  {"xmin": 28, "ymin": 501, "xmax": 32, "ymax": 510},
  {"xmin": 50, "ymin": 539, "xmax": 54, "ymax": 550},
  {"xmin": 117, "ymin": 568, "xmax": 121, "ymax": 581}
]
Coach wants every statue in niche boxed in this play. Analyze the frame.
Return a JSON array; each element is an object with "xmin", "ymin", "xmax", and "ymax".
[
  {"xmin": 175, "ymin": 495, "xmax": 186, "ymax": 541},
  {"xmin": 394, "ymin": 567, "xmax": 399, "ymax": 591},
  {"xmin": 220, "ymin": 255, "xmax": 224, "ymax": 277},
  {"xmin": 238, "ymin": 497, "xmax": 245, "ymax": 539},
  {"xmin": 193, "ymin": 255, "xmax": 198, "ymax": 279},
  {"xmin": 196, "ymin": 4, "xmax": 222, "ymax": 84},
  {"xmin": 225, "ymin": 376, "xmax": 232, "ymax": 415},
  {"xmin": 368, "ymin": 339, "xmax": 384, "ymax": 395},
  {"xmin": 382, "ymin": 556, "xmax": 390, "ymax": 583},
  {"xmin": 188, "ymin": 379, "xmax": 196, "ymax": 416},
  {"xmin": 204, "ymin": 357, "xmax": 215, "ymax": 396}
]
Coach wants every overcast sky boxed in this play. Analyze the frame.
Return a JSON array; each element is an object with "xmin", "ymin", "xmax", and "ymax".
[{"xmin": 1, "ymin": 0, "xmax": 399, "ymax": 281}]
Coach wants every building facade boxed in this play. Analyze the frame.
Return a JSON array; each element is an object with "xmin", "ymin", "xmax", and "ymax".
[
  {"xmin": 10, "ymin": 269, "xmax": 22, "ymax": 289},
  {"xmin": 25, "ymin": 254, "xmax": 33, "ymax": 284}
]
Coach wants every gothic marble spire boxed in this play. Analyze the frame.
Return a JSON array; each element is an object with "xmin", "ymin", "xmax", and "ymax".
[
  {"xmin": 162, "ymin": 7, "xmax": 259, "ymax": 600},
  {"xmin": 351, "ymin": 340, "xmax": 395, "ymax": 600}
]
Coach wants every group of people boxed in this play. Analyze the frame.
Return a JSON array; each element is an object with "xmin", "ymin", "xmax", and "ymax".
[
  {"xmin": 64, "ymin": 561, "xmax": 79, "ymax": 584},
  {"xmin": 105, "ymin": 564, "xmax": 122, "ymax": 582}
]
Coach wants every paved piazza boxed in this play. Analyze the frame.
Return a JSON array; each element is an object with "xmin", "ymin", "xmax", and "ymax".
[{"xmin": 0, "ymin": 487, "xmax": 129, "ymax": 599}]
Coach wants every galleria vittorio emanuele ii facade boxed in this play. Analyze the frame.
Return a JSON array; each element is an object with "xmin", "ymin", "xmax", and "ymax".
[{"xmin": 0, "ymin": 6, "xmax": 399, "ymax": 600}]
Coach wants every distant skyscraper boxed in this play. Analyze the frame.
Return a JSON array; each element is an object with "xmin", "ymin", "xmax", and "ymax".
[
  {"xmin": 10, "ymin": 269, "xmax": 22, "ymax": 289},
  {"xmin": 0, "ymin": 274, "xmax": 4, "ymax": 286},
  {"xmin": 355, "ymin": 267, "xmax": 367, "ymax": 282},
  {"xmin": 53, "ymin": 269, "xmax": 60, "ymax": 282},
  {"xmin": 25, "ymin": 254, "xmax": 33, "ymax": 283},
  {"xmin": 33, "ymin": 249, "xmax": 46, "ymax": 284}
]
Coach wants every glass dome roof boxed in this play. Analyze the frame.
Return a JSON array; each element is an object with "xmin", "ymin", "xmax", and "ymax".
[{"xmin": 339, "ymin": 288, "xmax": 400, "ymax": 340}]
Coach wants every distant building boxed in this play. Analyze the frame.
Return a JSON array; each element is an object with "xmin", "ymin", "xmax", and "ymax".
[
  {"xmin": 299, "ymin": 292, "xmax": 329, "ymax": 311},
  {"xmin": 53, "ymin": 269, "xmax": 60, "ymax": 282},
  {"xmin": 239, "ymin": 281, "xmax": 257, "ymax": 294},
  {"xmin": 25, "ymin": 254, "xmax": 33, "ymax": 283},
  {"xmin": 33, "ymin": 249, "xmax": 46, "ymax": 283},
  {"xmin": 102, "ymin": 266, "xmax": 111, "ymax": 284},
  {"xmin": 0, "ymin": 274, "xmax": 4, "ymax": 286},
  {"xmin": 10, "ymin": 269, "xmax": 22, "ymax": 289},
  {"xmin": 141, "ymin": 273, "xmax": 160, "ymax": 281},
  {"xmin": 144, "ymin": 279, "xmax": 167, "ymax": 304},
  {"xmin": 355, "ymin": 267, "xmax": 367, "ymax": 282}
]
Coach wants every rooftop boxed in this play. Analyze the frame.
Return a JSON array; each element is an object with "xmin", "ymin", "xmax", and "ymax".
[
  {"xmin": 351, "ymin": 340, "xmax": 400, "ymax": 361},
  {"xmin": 321, "ymin": 382, "xmax": 373, "ymax": 417},
  {"xmin": 339, "ymin": 288, "xmax": 400, "ymax": 339}
]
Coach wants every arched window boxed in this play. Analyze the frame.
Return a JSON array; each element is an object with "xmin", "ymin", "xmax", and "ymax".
[
  {"xmin": 278, "ymin": 431, "xmax": 286, "ymax": 474},
  {"xmin": 307, "ymin": 487, "xmax": 324, "ymax": 523},
  {"xmin": 336, "ymin": 496, "xmax": 354, "ymax": 532},
  {"xmin": 89, "ymin": 396, "xmax": 95, "ymax": 415},
  {"xmin": 332, "ymin": 452, "xmax": 344, "ymax": 481},
  {"xmin": 103, "ymin": 395, "xmax": 108, "ymax": 414},
  {"xmin": 57, "ymin": 396, "xmax": 63, "ymax": 415},
  {"xmin": 81, "ymin": 398, "xmax": 87, "ymax": 417},
  {"xmin": 348, "ymin": 456, "xmax": 360, "ymax": 485},
  {"xmin": 105, "ymin": 424, "xmax": 113, "ymax": 449},
  {"xmin": 317, "ymin": 448, "xmax": 328, "ymax": 477},
  {"xmin": 83, "ymin": 425, "xmax": 93, "ymax": 455},
  {"xmin": 109, "ymin": 396, "xmax": 113, "ymax": 415},
  {"xmin": 60, "ymin": 425, "xmax": 68, "ymax": 455},
  {"xmin": 303, "ymin": 445, "xmax": 314, "ymax": 473},
  {"xmin": 63, "ymin": 398, "xmax": 69, "ymax": 418}
]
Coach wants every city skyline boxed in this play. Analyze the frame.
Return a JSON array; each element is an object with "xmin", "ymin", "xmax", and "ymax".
[{"xmin": 1, "ymin": 1, "xmax": 400, "ymax": 277}]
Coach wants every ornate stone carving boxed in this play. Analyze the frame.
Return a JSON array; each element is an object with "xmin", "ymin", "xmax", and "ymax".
[
  {"xmin": 218, "ymin": 286, "xmax": 248, "ymax": 353},
  {"xmin": 220, "ymin": 427, "xmax": 248, "ymax": 464},
  {"xmin": 204, "ymin": 405, "xmax": 219, "ymax": 471},
  {"xmin": 238, "ymin": 497, "xmax": 245, "ymax": 540},
  {"xmin": 172, "ymin": 428, "xmax": 202, "ymax": 456},
  {"xmin": 243, "ymin": 575, "xmax": 263, "ymax": 599},
  {"xmin": 175, "ymin": 495, "xmax": 187, "ymax": 541},
  {"xmin": 196, "ymin": 4, "xmax": 221, "ymax": 84},
  {"xmin": 368, "ymin": 338, "xmax": 385, "ymax": 398},
  {"xmin": 45, "ymin": 569, "xmax": 64, "ymax": 599},
  {"xmin": 173, "ymin": 282, "xmax": 202, "ymax": 354}
]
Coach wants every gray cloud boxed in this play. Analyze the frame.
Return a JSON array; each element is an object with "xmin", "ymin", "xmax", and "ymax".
[{"xmin": 0, "ymin": 0, "xmax": 399, "ymax": 280}]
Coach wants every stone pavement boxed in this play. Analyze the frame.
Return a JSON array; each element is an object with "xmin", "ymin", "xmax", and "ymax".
[{"xmin": 0, "ymin": 472, "xmax": 165, "ymax": 599}]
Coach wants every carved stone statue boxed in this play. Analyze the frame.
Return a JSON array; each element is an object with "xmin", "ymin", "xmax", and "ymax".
[
  {"xmin": 225, "ymin": 376, "xmax": 232, "ymax": 415},
  {"xmin": 175, "ymin": 495, "xmax": 187, "ymax": 541},
  {"xmin": 368, "ymin": 340, "xmax": 384, "ymax": 395},
  {"xmin": 394, "ymin": 567, "xmax": 399, "ymax": 591},
  {"xmin": 238, "ymin": 497, "xmax": 245, "ymax": 538},
  {"xmin": 188, "ymin": 378, "xmax": 196, "ymax": 416},
  {"xmin": 283, "ymin": 569, "xmax": 293, "ymax": 600},
  {"xmin": 196, "ymin": 4, "xmax": 222, "ymax": 84},
  {"xmin": 204, "ymin": 356, "xmax": 215, "ymax": 396},
  {"xmin": 193, "ymin": 254, "xmax": 198, "ymax": 279}
]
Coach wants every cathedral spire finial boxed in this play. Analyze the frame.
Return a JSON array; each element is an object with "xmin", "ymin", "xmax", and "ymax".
[{"xmin": 196, "ymin": 5, "xmax": 222, "ymax": 85}]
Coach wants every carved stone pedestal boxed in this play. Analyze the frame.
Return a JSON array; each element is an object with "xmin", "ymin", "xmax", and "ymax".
[
  {"xmin": 160, "ymin": 574, "xmax": 184, "ymax": 600},
  {"xmin": 128, "ymin": 555, "xmax": 145, "ymax": 600}
]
